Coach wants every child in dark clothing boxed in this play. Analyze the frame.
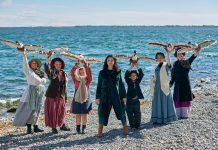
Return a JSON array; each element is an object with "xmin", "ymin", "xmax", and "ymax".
[{"xmin": 125, "ymin": 62, "xmax": 144, "ymax": 130}]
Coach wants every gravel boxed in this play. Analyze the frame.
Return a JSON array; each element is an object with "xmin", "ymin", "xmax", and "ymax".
[{"xmin": 0, "ymin": 78, "xmax": 217, "ymax": 150}]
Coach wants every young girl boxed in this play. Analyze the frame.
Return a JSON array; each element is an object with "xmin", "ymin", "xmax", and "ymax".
[
  {"xmin": 44, "ymin": 56, "xmax": 70, "ymax": 133},
  {"xmin": 71, "ymin": 60, "xmax": 92, "ymax": 134},
  {"xmin": 125, "ymin": 62, "xmax": 144, "ymax": 130},
  {"xmin": 170, "ymin": 46, "xmax": 201, "ymax": 119},
  {"xmin": 96, "ymin": 55, "xmax": 128, "ymax": 137},
  {"xmin": 14, "ymin": 50, "xmax": 46, "ymax": 134},
  {"xmin": 151, "ymin": 48, "xmax": 177, "ymax": 124}
]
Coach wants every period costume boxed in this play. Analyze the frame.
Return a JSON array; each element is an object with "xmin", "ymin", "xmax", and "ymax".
[
  {"xmin": 70, "ymin": 65, "xmax": 92, "ymax": 133},
  {"xmin": 70, "ymin": 65, "xmax": 92, "ymax": 114},
  {"xmin": 96, "ymin": 69, "xmax": 127, "ymax": 126},
  {"xmin": 170, "ymin": 54, "xmax": 197, "ymax": 118},
  {"xmin": 13, "ymin": 56, "xmax": 46, "ymax": 133},
  {"xmin": 44, "ymin": 57, "xmax": 69, "ymax": 133},
  {"xmin": 151, "ymin": 62, "xmax": 177, "ymax": 124},
  {"xmin": 125, "ymin": 69, "xmax": 144, "ymax": 129}
]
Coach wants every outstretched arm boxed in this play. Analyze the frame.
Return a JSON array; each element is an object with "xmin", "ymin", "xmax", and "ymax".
[
  {"xmin": 44, "ymin": 54, "xmax": 51, "ymax": 79},
  {"xmin": 125, "ymin": 63, "xmax": 134, "ymax": 83},
  {"xmin": 135, "ymin": 63, "xmax": 144, "ymax": 83},
  {"xmin": 86, "ymin": 64, "xmax": 92, "ymax": 86},
  {"xmin": 22, "ymin": 51, "xmax": 30, "ymax": 75}
]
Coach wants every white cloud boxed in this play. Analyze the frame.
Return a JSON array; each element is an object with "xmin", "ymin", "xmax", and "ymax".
[
  {"xmin": 0, "ymin": 0, "xmax": 12, "ymax": 7},
  {"xmin": 0, "ymin": 10, "xmax": 218, "ymax": 27}
]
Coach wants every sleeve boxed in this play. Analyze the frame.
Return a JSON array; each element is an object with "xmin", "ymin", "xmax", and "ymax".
[
  {"xmin": 188, "ymin": 54, "xmax": 197, "ymax": 65},
  {"xmin": 86, "ymin": 64, "xmax": 92, "ymax": 86},
  {"xmin": 23, "ymin": 56, "xmax": 30, "ymax": 75},
  {"xmin": 96, "ymin": 71, "xmax": 102, "ymax": 99},
  {"xmin": 124, "ymin": 70, "xmax": 131, "ymax": 84},
  {"xmin": 65, "ymin": 73, "xmax": 68, "ymax": 100},
  {"xmin": 70, "ymin": 66, "xmax": 78, "ymax": 83},
  {"xmin": 32, "ymin": 75, "xmax": 46, "ymax": 85},
  {"xmin": 137, "ymin": 68, "xmax": 144, "ymax": 83},
  {"xmin": 44, "ymin": 63, "xmax": 51, "ymax": 79},
  {"xmin": 119, "ymin": 71, "xmax": 127, "ymax": 99},
  {"xmin": 169, "ymin": 63, "xmax": 175, "ymax": 86}
]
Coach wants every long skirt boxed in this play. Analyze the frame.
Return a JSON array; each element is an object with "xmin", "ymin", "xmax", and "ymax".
[
  {"xmin": 175, "ymin": 88, "xmax": 191, "ymax": 118},
  {"xmin": 13, "ymin": 102, "xmax": 40, "ymax": 126},
  {"xmin": 44, "ymin": 96, "xmax": 66, "ymax": 128},
  {"xmin": 13, "ymin": 85, "xmax": 44, "ymax": 126},
  {"xmin": 151, "ymin": 82, "xmax": 177, "ymax": 124}
]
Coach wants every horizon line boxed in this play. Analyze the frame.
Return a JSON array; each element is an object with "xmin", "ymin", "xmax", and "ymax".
[{"xmin": 0, "ymin": 25, "xmax": 218, "ymax": 28}]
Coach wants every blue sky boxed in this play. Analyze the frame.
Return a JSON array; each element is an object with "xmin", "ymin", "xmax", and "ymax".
[{"xmin": 0, "ymin": 0, "xmax": 218, "ymax": 27}]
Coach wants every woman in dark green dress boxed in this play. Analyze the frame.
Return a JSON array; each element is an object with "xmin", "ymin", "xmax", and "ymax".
[{"xmin": 95, "ymin": 55, "xmax": 128, "ymax": 137}]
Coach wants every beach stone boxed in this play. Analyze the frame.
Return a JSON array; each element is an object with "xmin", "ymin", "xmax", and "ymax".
[{"xmin": 6, "ymin": 107, "xmax": 17, "ymax": 113}]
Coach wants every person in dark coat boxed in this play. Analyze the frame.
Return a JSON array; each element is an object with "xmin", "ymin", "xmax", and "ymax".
[
  {"xmin": 125, "ymin": 62, "xmax": 144, "ymax": 130},
  {"xmin": 170, "ymin": 46, "xmax": 201, "ymax": 119},
  {"xmin": 95, "ymin": 55, "xmax": 128, "ymax": 137}
]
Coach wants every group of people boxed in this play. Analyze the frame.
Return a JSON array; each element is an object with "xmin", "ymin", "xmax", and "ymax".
[{"xmin": 13, "ymin": 44, "xmax": 201, "ymax": 137}]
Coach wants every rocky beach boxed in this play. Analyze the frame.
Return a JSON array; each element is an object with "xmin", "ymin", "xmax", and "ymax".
[{"xmin": 0, "ymin": 77, "xmax": 217, "ymax": 150}]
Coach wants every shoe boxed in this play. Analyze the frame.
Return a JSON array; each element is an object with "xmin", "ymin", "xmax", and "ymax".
[
  {"xmin": 76, "ymin": 125, "xmax": 81, "ymax": 134},
  {"xmin": 82, "ymin": 125, "xmax": 86, "ymax": 134},
  {"xmin": 98, "ymin": 124, "xmax": 103, "ymax": 137},
  {"xmin": 52, "ymin": 128, "xmax": 58, "ymax": 134},
  {"xmin": 33, "ymin": 125, "xmax": 44, "ymax": 133},
  {"xmin": 123, "ymin": 124, "xmax": 129, "ymax": 135},
  {"xmin": 60, "ymin": 124, "xmax": 70, "ymax": 131},
  {"xmin": 26, "ymin": 124, "xmax": 33, "ymax": 134}
]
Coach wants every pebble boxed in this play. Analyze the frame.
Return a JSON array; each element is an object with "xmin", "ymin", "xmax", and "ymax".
[{"xmin": 0, "ymin": 83, "xmax": 217, "ymax": 149}]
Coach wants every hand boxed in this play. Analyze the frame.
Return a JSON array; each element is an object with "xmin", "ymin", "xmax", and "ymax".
[
  {"xmin": 80, "ymin": 59, "xmax": 87, "ymax": 67},
  {"xmin": 165, "ymin": 44, "xmax": 174, "ymax": 53},
  {"xmin": 195, "ymin": 45, "xmax": 201, "ymax": 56},
  {"xmin": 75, "ymin": 62, "xmax": 80, "ymax": 68},
  {"xmin": 23, "ymin": 50, "xmax": 27, "ymax": 57},
  {"xmin": 95, "ymin": 99, "xmax": 100, "ymax": 105},
  {"xmin": 135, "ymin": 62, "xmax": 139, "ymax": 69},
  {"xmin": 122, "ymin": 98, "xmax": 127, "ymax": 105}
]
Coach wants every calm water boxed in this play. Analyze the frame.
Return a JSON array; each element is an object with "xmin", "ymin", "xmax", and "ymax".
[{"xmin": 0, "ymin": 26, "xmax": 217, "ymax": 102}]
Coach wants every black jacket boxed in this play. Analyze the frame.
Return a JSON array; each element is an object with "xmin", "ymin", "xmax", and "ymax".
[
  {"xmin": 44, "ymin": 63, "xmax": 68, "ymax": 100},
  {"xmin": 125, "ymin": 68, "xmax": 144, "ymax": 101},
  {"xmin": 170, "ymin": 54, "xmax": 197, "ymax": 102}
]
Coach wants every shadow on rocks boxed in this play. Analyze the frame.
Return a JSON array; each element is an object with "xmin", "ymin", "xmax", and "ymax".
[
  {"xmin": 0, "ymin": 132, "xmax": 72, "ymax": 149},
  {"xmin": 31, "ymin": 128, "xmax": 134, "ymax": 149}
]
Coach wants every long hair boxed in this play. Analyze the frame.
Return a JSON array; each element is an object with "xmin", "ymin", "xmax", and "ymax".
[{"xmin": 103, "ymin": 55, "xmax": 119, "ymax": 72}]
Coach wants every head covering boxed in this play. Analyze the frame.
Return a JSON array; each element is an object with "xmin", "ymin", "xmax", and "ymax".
[
  {"xmin": 174, "ymin": 48, "xmax": 185, "ymax": 58},
  {"xmin": 28, "ymin": 59, "xmax": 41, "ymax": 68},
  {"xmin": 50, "ymin": 57, "xmax": 65, "ymax": 69},
  {"xmin": 74, "ymin": 67, "xmax": 88, "ymax": 104}
]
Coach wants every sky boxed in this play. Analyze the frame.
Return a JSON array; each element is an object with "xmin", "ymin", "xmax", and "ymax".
[{"xmin": 0, "ymin": 0, "xmax": 218, "ymax": 27}]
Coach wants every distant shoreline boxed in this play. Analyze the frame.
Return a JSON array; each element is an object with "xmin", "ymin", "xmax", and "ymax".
[{"xmin": 0, "ymin": 25, "xmax": 218, "ymax": 28}]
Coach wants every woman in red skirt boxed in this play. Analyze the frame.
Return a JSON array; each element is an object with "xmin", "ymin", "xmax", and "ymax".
[{"xmin": 44, "ymin": 55, "xmax": 70, "ymax": 133}]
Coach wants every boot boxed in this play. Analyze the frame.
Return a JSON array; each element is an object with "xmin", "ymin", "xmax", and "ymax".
[
  {"xmin": 82, "ymin": 125, "xmax": 86, "ymax": 134},
  {"xmin": 26, "ymin": 124, "xmax": 32, "ymax": 134},
  {"xmin": 123, "ymin": 124, "xmax": 129, "ymax": 135},
  {"xmin": 98, "ymin": 124, "xmax": 103, "ymax": 137},
  {"xmin": 60, "ymin": 123, "xmax": 70, "ymax": 131},
  {"xmin": 52, "ymin": 128, "xmax": 58, "ymax": 134},
  {"xmin": 76, "ymin": 125, "xmax": 81, "ymax": 134},
  {"xmin": 33, "ymin": 125, "xmax": 44, "ymax": 133}
]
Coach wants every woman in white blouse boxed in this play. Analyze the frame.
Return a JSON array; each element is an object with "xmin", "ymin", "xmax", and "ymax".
[{"xmin": 13, "ymin": 49, "xmax": 46, "ymax": 134}]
